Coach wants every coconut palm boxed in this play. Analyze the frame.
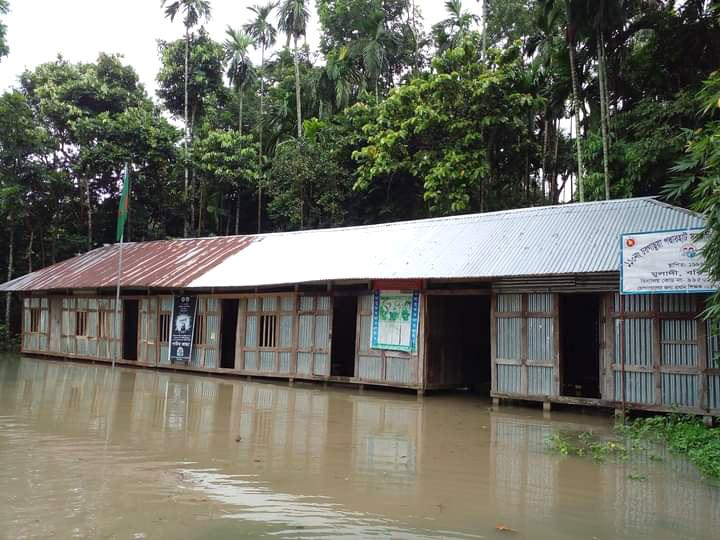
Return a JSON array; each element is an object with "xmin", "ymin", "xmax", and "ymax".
[
  {"xmin": 278, "ymin": 0, "xmax": 309, "ymax": 138},
  {"xmin": 224, "ymin": 27, "xmax": 255, "ymax": 135},
  {"xmin": 433, "ymin": 0, "xmax": 480, "ymax": 52},
  {"xmin": 160, "ymin": 0, "xmax": 212, "ymax": 236},
  {"xmin": 244, "ymin": 2, "xmax": 277, "ymax": 232}
]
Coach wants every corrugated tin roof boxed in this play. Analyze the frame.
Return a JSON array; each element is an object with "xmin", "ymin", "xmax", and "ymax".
[
  {"xmin": 0, "ymin": 237, "xmax": 254, "ymax": 292},
  {"xmin": 0, "ymin": 198, "xmax": 704, "ymax": 292}
]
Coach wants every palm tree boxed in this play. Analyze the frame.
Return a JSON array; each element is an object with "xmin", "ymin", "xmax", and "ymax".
[
  {"xmin": 352, "ymin": 14, "xmax": 400, "ymax": 102},
  {"xmin": 538, "ymin": 0, "xmax": 585, "ymax": 201},
  {"xmin": 433, "ymin": 0, "xmax": 480, "ymax": 52},
  {"xmin": 161, "ymin": 0, "xmax": 212, "ymax": 236},
  {"xmin": 278, "ymin": 0, "xmax": 309, "ymax": 139},
  {"xmin": 244, "ymin": 2, "xmax": 277, "ymax": 232},
  {"xmin": 224, "ymin": 27, "xmax": 255, "ymax": 135}
]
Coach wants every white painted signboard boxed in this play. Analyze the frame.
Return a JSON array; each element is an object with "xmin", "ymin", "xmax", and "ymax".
[{"xmin": 620, "ymin": 228, "xmax": 716, "ymax": 295}]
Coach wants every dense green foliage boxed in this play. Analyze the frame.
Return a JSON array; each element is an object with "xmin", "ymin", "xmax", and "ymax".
[
  {"xmin": 549, "ymin": 414, "xmax": 720, "ymax": 481},
  {"xmin": 0, "ymin": 0, "xmax": 8, "ymax": 61},
  {"xmin": 1, "ymin": 0, "xmax": 720, "ymax": 332}
]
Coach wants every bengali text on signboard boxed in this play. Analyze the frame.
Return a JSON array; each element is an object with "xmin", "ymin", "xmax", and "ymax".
[
  {"xmin": 620, "ymin": 229, "xmax": 716, "ymax": 295},
  {"xmin": 169, "ymin": 295, "xmax": 198, "ymax": 363},
  {"xmin": 371, "ymin": 291, "xmax": 420, "ymax": 353}
]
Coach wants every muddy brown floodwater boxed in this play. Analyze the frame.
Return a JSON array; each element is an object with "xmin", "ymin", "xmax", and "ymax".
[{"xmin": 0, "ymin": 355, "xmax": 718, "ymax": 539}]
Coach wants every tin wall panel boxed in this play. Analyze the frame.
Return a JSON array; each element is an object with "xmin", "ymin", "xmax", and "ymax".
[
  {"xmin": 707, "ymin": 321, "xmax": 720, "ymax": 369},
  {"xmin": 191, "ymin": 348, "xmax": 202, "ymax": 367},
  {"xmin": 386, "ymin": 357, "xmax": 414, "ymax": 385},
  {"xmin": 314, "ymin": 315, "xmax": 329, "ymax": 350},
  {"xmin": 527, "ymin": 318, "xmax": 553, "ymax": 363},
  {"xmin": 313, "ymin": 354, "xmax": 329, "ymax": 376},
  {"xmin": 161, "ymin": 297, "xmax": 173, "ymax": 311},
  {"xmin": 659, "ymin": 295, "xmax": 695, "ymax": 313},
  {"xmin": 528, "ymin": 293, "xmax": 553, "ymax": 313},
  {"xmin": 244, "ymin": 351, "xmax": 257, "ymax": 370},
  {"xmin": 497, "ymin": 318, "xmax": 521, "ymax": 360},
  {"xmin": 260, "ymin": 351, "xmax": 274, "ymax": 372},
  {"xmin": 297, "ymin": 352, "xmax": 312, "ymax": 375},
  {"xmin": 614, "ymin": 371, "xmax": 654, "ymax": 404},
  {"xmin": 359, "ymin": 315, "xmax": 372, "ymax": 353},
  {"xmin": 614, "ymin": 319, "xmax": 653, "ymax": 366},
  {"xmin": 661, "ymin": 320, "xmax": 697, "ymax": 367},
  {"xmin": 204, "ymin": 349, "xmax": 218, "ymax": 369},
  {"xmin": 496, "ymin": 364, "xmax": 521, "ymax": 394},
  {"xmin": 281, "ymin": 295, "xmax": 295, "ymax": 311},
  {"xmin": 709, "ymin": 375, "xmax": 720, "ymax": 410},
  {"xmin": 160, "ymin": 344, "xmax": 170, "ymax": 364},
  {"xmin": 245, "ymin": 316, "xmax": 258, "ymax": 347},
  {"xmin": 614, "ymin": 294, "xmax": 652, "ymax": 313},
  {"xmin": 299, "ymin": 315, "xmax": 313, "ymax": 348},
  {"xmin": 262, "ymin": 296, "xmax": 277, "ymax": 312},
  {"xmin": 317, "ymin": 296, "xmax": 331, "ymax": 311},
  {"xmin": 279, "ymin": 352, "xmax": 291, "ymax": 373},
  {"xmin": 359, "ymin": 295, "xmax": 373, "ymax": 313},
  {"xmin": 528, "ymin": 366, "xmax": 553, "ymax": 395},
  {"xmin": 279, "ymin": 315, "xmax": 293, "ymax": 348},
  {"xmin": 661, "ymin": 373, "xmax": 698, "ymax": 408},
  {"xmin": 299, "ymin": 296, "xmax": 314, "ymax": 311},
  {"xmin": 497, "ymin": 294, "xmax": 522, "ymax": 313},
  {"xmin": 358, "ymin": 356, "xmax": 383, "ymax": 381},
  {"xmin": 247, "ymin": 297, "xmax": 258, "ymax": 311}
]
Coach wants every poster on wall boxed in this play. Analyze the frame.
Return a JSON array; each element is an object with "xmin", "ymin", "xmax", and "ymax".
[
  {"xmin": 169, "ymin": 295, "xmax": 197, "ymax": 363},
  {"xmin": 621, "ymin": 228, "xmax": 717, "ymax": 295},
  {"xmin": 371, "ymin": 291, "xmax": 420, "ymax": 352}
]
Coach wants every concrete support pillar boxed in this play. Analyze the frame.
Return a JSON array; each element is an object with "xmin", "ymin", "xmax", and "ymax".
[
  {"xmin": 703, "ymin": 415, "xmax": 714, "ymax": 428},
  {"xmin": 543, "ymin": 401, "xmax": 552, "ymax": 412},
  {"xmin": 492, "ymin": 397, "xmax": 501, "ymax": 408}
]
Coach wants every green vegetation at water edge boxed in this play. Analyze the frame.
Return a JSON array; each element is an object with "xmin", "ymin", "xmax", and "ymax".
[
  {"xmin": 548, "ymin": 414, "xmax": 720, "ymax": 482},
  {"xmin": 618, "ymin": 415, "xmax": 720, "ymax": 481}
]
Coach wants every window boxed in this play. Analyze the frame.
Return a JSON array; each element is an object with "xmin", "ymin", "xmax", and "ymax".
[
  {"xmin": 30, "ymin": 308, "xmax": 40, "ymax": 333},
  {"xmin": 98, "ymin": 311, "xmax": 109, "ymax": 338},
  {"xmin": 259, "ymin": 314, "xmax": 277, "ymax": 348},
  {"xmin": 75, "ymin": 311, "xmax": 88, "ymax": 337},
  {"xmin": 159, "ymin": 313, "xmax": 171, "ymax": 343},
  {"xmin": 193, "ymin": 314, "xmax": 205, "ymax": 346}
]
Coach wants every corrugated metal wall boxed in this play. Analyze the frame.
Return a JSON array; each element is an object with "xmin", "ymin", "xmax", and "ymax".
[
  {"xmin": 611, "ymin": 294, "xmax": 711, "ymax": 412},
  {"xmin": 493, "ymin": 293, "xmax": 556, "ymax": 399}
]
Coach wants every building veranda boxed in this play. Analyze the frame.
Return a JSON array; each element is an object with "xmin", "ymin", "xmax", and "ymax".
[{"xmin": 2, "ymin": 198, "xmax": 718, "ymax": 416}]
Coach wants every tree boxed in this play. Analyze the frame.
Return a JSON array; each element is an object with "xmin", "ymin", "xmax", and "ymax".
[
  {"xmin": 244, "ymin": 2, "xmax": 278, "ymax": 232},
  {"xmin": 665, "ymin": 70, "xmax": 720, "ymax": 317},
  {"xmin": 538, "ymin": 0, "xmax": 586, "ymax": 201},
  {"xmin": 0, "ymin": 0, "xmax": 9, "ymax": 61},
  {"xmin": 278, "ymin": 0, "xmax": 310, "ymax": 138},
  {"xmin": 432, "ymin": 0, "xmax": 480, "ymax": 52},
  {"xmin": 355, "ymin": 37, "xmax": 544, "ymax": 214},
  {"xmin": 193, "ymin": 130, "xmax": 260, "ymax": 235},
  {"xmin": 160, "ymin": 0, "xmax": 212, "ymax": 236},
  {"xmin": 224, "ymin": 27, "xmax": 255, "ymax": 135},
  {"xmin": 157, "ymin": 30, "xmax": 226, "ymax": 233}
]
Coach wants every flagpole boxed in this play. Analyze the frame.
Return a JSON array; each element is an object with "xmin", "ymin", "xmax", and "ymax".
[
  {"xmin": 113, "ymin": 163, "xmax": 129, "ymax": 369},
  {"xmin": 113, "ymin": 232, "xmax": 124, "ymax": 369}
]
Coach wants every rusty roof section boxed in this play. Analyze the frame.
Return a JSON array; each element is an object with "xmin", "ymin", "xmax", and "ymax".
[{"xmin": 0, "ymin": 237, "xmax": 255, "ymax": 292}]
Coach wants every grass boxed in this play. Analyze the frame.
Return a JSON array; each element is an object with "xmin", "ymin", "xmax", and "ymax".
[
  {"xmin": 547, "ymin": 414, "xmax": 720, "ymax": 481},
  {"xmin": 618, "ymin": 415, "xmax": 720, "ymax": 480}
]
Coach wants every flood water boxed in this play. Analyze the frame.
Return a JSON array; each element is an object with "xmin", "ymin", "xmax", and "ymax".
[{"xmin": 0, "ymin": 356, "xmax": 718, "ymax": 539}]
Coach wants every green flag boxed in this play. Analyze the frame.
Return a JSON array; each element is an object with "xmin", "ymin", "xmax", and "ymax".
[{"xmin": 116, "ymin": 166, "xmax": 130, "ymax": 242}]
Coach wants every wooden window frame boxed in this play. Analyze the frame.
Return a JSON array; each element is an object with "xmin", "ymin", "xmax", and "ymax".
[
  {"xmin": 75, "ymin": 310, "xmax": 88, "ymax": 337},
  {"xmin": 159, "ymin": 312, "xmax": 171, "ymax": 343},
  {"xmin": 29, "ymin": 307, "xmax": 41, "ymax": 333}
]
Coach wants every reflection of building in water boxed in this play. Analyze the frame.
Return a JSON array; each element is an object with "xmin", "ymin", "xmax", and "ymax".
[
  {"xmin": 490, "ymin": 414, "xmax": 557, "ymax": 519},
  {"xmin": 489, "ymin": 410, "xmax": 720, "ymax": 537},
  {"xmin": 351, "ymin": 397, "xmax": 420, "ymax": 485}
]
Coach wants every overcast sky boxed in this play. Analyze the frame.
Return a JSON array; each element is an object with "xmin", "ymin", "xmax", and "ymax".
[{"xmin": 0, "ymin": 0, "xmax": 483, "ymax": 99}]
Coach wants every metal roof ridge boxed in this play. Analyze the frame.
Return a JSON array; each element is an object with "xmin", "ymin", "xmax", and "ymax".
[{"xmin": 172, "ymin": 196, "xmax": 667, "ymax": 242}]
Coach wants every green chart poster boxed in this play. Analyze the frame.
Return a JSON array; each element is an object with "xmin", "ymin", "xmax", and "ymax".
[{"xmin": 371, "ymin": 291, "xmax": 420, "ymax": 352}]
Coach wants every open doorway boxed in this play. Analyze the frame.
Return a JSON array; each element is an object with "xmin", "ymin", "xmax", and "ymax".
[
  {"xmin": 220, "ymin": 299, "xmax": 239, "ymax": 369},
  {"xmin": 560, "ymin": 294, "xmax": 601, "ymax": 398},
  {"xmin": 427, "ymin": 295, "xmax": 491, "ymax": 391},
  {"xmin": 331, "ymin": 295, "xmax": 358, "ymax": 377},
  {"xmin": 122, "ymin": 299, "xmax": 139, "ymax": 361}
]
